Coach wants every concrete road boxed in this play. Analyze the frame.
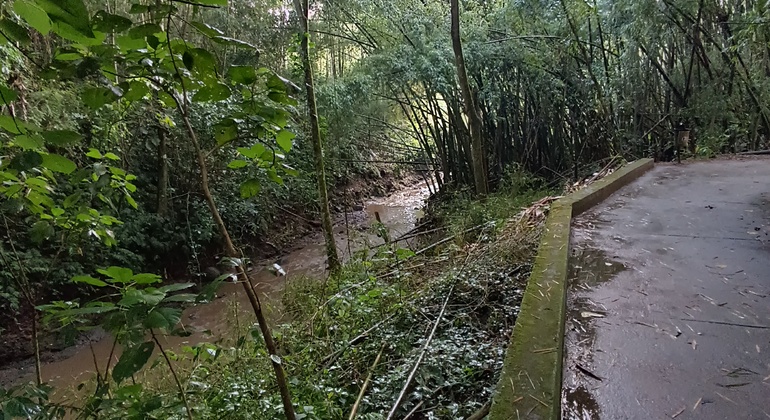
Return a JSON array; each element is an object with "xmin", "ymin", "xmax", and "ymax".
[{"xmin": 563, "ymin": 158, "xmax": 770, "ymax": 419}]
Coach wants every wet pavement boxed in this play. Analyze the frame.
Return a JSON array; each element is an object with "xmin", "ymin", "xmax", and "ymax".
[{"xmin": 563, "ymin": 159, "xmax": 770, "ymax": 419}]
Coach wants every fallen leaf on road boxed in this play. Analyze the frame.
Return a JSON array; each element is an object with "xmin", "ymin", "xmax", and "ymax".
[
  {"xmin": 672, "ymin": 407, "xmax": 685, "ymax": 418},
  {"xmin": 576, "ymin": 364, "xmax": 603, "ymax": 381},
  {"xmin": 581, "ymin": 311, "xmax": 605, "ymax": 318},
  {"xmin": 717, "ymin": 382, "xmax": 750, "ymax": 388}
]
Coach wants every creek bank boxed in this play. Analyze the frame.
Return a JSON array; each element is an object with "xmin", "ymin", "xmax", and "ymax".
[
  {"xmin": 0, "ymin": 168, "xmax": 417, "ymax": 369},
  {"xmin": 0, "ymin": 176, "xmax": 432, "ymax": 392}
]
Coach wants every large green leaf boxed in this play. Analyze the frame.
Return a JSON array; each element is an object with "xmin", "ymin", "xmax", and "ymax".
[
  {"xmin": 144, "ymin": 307, "xmax": 181, "ymax": 330},
  {"xmin": 73, "ymin": 275, "xmax": 108, "ymax": 287},
  {"xmin": 52, "ymin": 21, "xmax": 102, "ymax": 45},
  {"xmin": 42, "ymin": 130, "xmax": 82, "ymax": 146},
  {"xmin": 9, "ymin": 151, "xmax": 42, "ymax": 171},
  {"xmin": 227, "ymin": 159, "xmax": 248, "ymax": 169},
  {"xmin": 276, "ymin": 129, "xmax": 295, "ymax": 152},
  {"xmin": 238, "ymin": 143, "xmax": 265, "ymax": 159},
  {"xmin": 192, "ymin": 83, "xmax": 231, "ymax": 102},
  {"xmin": 228, "ymin": 66, "xmax": 257, "ymax": 85},
  {"xmin": 214, "ymin": 119, "xmax": 238, "ymax": 145},
  {"xmin": 123, "ymin": 81, "xmax": 150, "ymax": 102},
  {"xmin": 98, "ymin": 266, "xmax": 134, "ymax": 283},
  {"xmin": 128, "ymin": 23, "xmax": 162, "ymax": 39},
  {"xmin": 240, "ymin": 179, "xmax": 261, "ymax": 198},
  {"xmin": 0, "ymin": 19, "xmax": 31, "ymax": 45},
  {"xmin": 0, "ymin": 85, "xmax": 19, "ymax": 106},
  {"xmin": 157, "ymin": 91, "xmax": 176, "ymax": 108},
  {"xmin": 36, "ymin": 0, "xmax": 94, "ymax": 38},
  {"xmin": 128, "ymin": 4, "xmax": 149, "ymax": 14},
  {"xmin": 82, "ymin": 86, "xmax": 119, "ymax": 110},
  {"xmin": 267, "ymin": 168, "xmax": 283, "ymax": 185},
  {"xmin": 14, "ymin": 0, "xmax": 51, "ymax": 34},
  {"xmin": 162, "ymin": 293, "xmax": 197, "ymax": 303},
  {"xmin": 158, "ymin": 283, "xmax": 194, "ymax": 293},
  {"xmin": 189, "ymin": 21, "xmax": 223, "ymax": 38},
  {"xmin": 116, "ymin": 34, "xmax": 146, "ymax": 51},
  {"xmin": 40, "ymin": 153, "xmax": 76, "ymax": 174},
  {"xmin": 13, "ymin": 134, "xmax": 43, "ymax": 150},
  {"xmin": 92, "ymin": 11, "xmax": 132, "ymax": 33},
  {"xmin": 118, "ymin": 288, "xmax": 165, "ymax": 307},
  {"xmin": 182, "ymin": 51, "xmax": 194, "ymax": 70},
  {"xmin": 112, "ymin": 341, "xmax": 155, "ymax": 384},
  {"xmin": 131, "ymin": 273, "xmax": 162, "ymax": 285},
  {"xmin": 190, "ymin": 48, "xmax": 216, "ymax": 72},
  {"xmin": 0, "ymin": 115, "xmax": 23, "ymax": 134}
]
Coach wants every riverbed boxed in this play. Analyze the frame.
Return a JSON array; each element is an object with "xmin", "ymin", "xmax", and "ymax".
[{"xmin": 0, "ymin": 178, "xmax": 432, "ymax": 398}]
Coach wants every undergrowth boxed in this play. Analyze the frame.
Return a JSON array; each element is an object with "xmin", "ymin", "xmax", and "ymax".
[{"xmin": 1, "ymin": 173, "xmax": 553, "ymax": 419}]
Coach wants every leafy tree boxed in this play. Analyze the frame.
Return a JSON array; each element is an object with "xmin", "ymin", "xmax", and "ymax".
[{"xmin": 293, "ymin": 0, "xmax": 341, "ymax": 275}]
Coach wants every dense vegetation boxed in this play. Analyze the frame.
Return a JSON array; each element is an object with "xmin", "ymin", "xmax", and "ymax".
[{"xmin": 1, "ymin": 0, "xmax": 769, "ymax": 418}]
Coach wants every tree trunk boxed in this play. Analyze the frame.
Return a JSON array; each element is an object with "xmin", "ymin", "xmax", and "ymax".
[
  {"xmin": 294, "ymin": 0, "xmax": 341, "ymax": 274},
  {"xmin": 176, "ymin": 102, "xmax": 297, "ymax": 420},
  {"xmin": 156, "ymin": 118, "xmax": 170, "ymax": 216},
  {"xmin": 450, "ymin": 0, "xmax": 488, "ymax": 196}
]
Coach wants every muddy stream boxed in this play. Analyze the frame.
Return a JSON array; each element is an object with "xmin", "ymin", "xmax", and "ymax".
[{"xmin": 0, "ymin": 179, "xmax": 433, "ymax": 401}]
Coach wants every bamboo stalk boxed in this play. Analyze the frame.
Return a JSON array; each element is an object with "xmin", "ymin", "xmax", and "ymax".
[
  {"xmin": 348, "ymin": 344, "xmax": 386, "ymax": 420},
  {"xmin": 385, "ymin": 285, "xmax": 455, "ymax": 419}
]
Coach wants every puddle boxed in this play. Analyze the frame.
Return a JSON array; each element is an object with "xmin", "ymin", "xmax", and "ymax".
[
  {"xmin": 565, "ymin": 246, "xmax": 625, "ymax": 356},
  {"xmin": 0, "ymin": 179, "xmax": 434, "ymax": 399},
  {"xmin": 562, "ymin": 385, "xmax": 600, "ymax": 420},
  {"xmin": 568, "ymin": 247, "xmax": 625, "ymax": 288},
  {"xmin": 562, "ymin": 246, "xmax": 625, "ymax": 419}
]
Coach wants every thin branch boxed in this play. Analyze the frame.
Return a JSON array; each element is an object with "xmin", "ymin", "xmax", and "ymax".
[
  {"xmin": 170, "ymin": 0, "xmax": 221, "ymax": 8},
  {"xmin": 151, "ymin": 332, "xmax": 193, "ymax": 420},
  {"xmin": 348, "ymin": 343, "xmax": 385, "ymax": 420},
  {"xmin": 386, "ymin": 284, "xmax": 455, "ymax": 420}
]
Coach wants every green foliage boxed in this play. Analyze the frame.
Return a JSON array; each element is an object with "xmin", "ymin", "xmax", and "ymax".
[
  {"xmin": 6, "ymin": 0, "xmax": 770, "ymax": 417},
  {"xmin": 431, "ymin": 166, "xmax": 551, "ymax": 243}
]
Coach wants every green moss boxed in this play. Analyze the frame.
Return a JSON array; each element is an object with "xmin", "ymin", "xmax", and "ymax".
[{"xmin": 489, "ymin": 159, "xmax": 653, "ymax": 420}]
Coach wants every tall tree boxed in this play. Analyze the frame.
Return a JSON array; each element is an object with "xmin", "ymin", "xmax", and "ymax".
[
  {"xmin": 294, "ymin": 0, "xmax": 342, "ymax": 274},
  {"xmin": 450, "ymin": 0, "xmax": 488, "ymax": 196}
]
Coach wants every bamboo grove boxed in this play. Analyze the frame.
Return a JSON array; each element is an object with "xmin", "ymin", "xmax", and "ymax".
[{"xmin": 309, "ymin": 0, "xmax": 770, "ymax": 192}]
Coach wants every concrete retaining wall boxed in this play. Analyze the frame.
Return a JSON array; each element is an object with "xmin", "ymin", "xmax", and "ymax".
[{"xmin": 488, "ymin": 158, "xmax": 654, "ymax": 420}]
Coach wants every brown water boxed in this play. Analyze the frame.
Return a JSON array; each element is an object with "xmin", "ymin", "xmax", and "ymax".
[{"xmin": 0, "ymin": 179, "xmax": 432, "ymax": 399}]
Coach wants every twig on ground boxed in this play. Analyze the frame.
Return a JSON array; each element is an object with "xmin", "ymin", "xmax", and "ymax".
[
  {"xmin": 322, "ymin": 314, "xmax": 396, "ymax": 368},
  {"xmin": 414, "ymin": 223, "xmax": 492, "ymax": 256},
  {"xmin": 402, "ymin": 401, "xmax": 424, "ymax": 420},
  {"xmin": 370, "ymin": 226, "xmax": 447, "ymax": 250},
  {"xmin": 465, "ymin": 400, "xmax": 492, "ymax": 420},
  {"xmin": 386, "ymin": 285, "xmax": 455, "ymax": 420},
  {"xmin": 348, "ymin": 343, "xmax": 386, "ymax": 420}
]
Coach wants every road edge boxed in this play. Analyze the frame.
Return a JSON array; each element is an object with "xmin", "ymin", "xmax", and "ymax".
[{"xmin": 488, "ymin": 158, "xmax": 654, "ymax": 420}]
